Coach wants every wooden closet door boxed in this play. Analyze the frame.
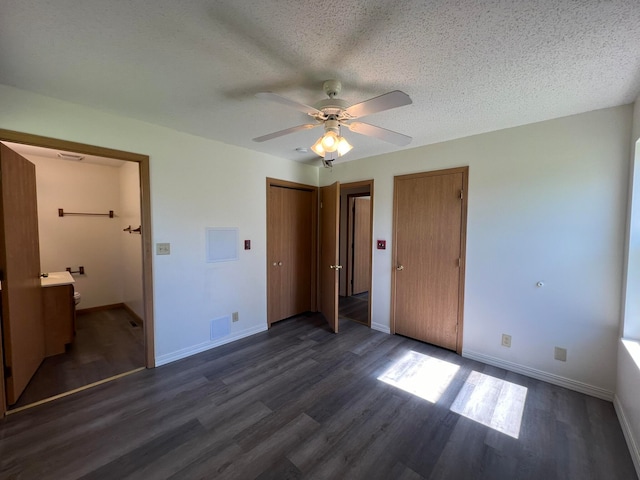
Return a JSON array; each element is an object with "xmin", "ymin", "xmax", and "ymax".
[
  {"xmin": 267, "ymin": 183, "xmax": 314, "ymax": 326},
  {"xmin": 392, "ymin": 168, "xmax": 467, "ymax": 352},
  {"xmin": 267, "ymin": 185, "xmax": 286, "ymax": 324},
  {"xmin": 283, "ymin": 188, "xmax": 312, "ymax": 319}
]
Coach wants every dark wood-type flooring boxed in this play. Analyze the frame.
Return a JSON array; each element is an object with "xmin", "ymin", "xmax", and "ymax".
[
  {"xmin": 0, "ymin": 314, "xmax": 636, "ymax": 479},
  {"xmin": 338, "ymin": 292, "xmax": 369, "ymax": 324},
  {"xmin": 10, "ymin": 307, "xmax": 145, "ymax": 409}
]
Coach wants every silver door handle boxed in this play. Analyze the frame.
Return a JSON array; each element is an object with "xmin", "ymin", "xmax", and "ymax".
[
  {"xmin": 278, "ymin": 262, "xmax": 283, "ymax": 266},
  {"xmin": 330, "ymin": 265, "xmax": 343, "ymax": 270},
  {"xmin": 396, "ymin": 264, "xmax": 404, "ymax": 271}
]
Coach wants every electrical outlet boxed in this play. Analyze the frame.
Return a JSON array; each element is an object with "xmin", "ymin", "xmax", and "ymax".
[
  {"xmin": 232, "ymin": 311, "xmax": 239, "ymax": 322},
  {"xmin": 554, "ymin": 347, "xmax": 567, "ymax": 362},
  {"xmin": 501, "ymin": 334, "xmax": 512, "ymax": 348},
  {"xmin": 156, "ymin": 243, "xmax": 170, "ymax": 255}
]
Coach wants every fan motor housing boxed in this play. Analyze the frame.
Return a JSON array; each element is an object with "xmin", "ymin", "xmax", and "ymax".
[{"xmin": 314, "ymin": 98, "xmax": 350, "ymax": 114}]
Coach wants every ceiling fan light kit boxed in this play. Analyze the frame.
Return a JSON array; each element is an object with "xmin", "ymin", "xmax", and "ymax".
[
  {"xmin": 253, "ymin": 80, "xmax": 412, "ymax": 165},
  {"xmin": 310, "ymin": 118, "xmax": 353, "ymax": 157}
]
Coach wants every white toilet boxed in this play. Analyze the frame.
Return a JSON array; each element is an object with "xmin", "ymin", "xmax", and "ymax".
[{"xmin": 73, "ymin": 291, "xmax": 81, "ymax": 306}]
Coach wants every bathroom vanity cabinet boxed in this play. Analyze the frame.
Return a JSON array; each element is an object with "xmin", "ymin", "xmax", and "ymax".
[{"xmin": 41, "ymin": 272, "xmax": 75, "ymax": 357}]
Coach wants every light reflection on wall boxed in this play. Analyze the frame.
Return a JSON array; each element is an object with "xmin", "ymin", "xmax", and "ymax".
[
  {"xmin": 377, "ymin": 351, "xmax": 460, "ymax": 403},
  {"xmin": 622, "ymin": 339, "xmax": 640, "ymax": 369},
  {"xmin": 450, "ymin": 371, "xmax": 527, "ymax": 439}
]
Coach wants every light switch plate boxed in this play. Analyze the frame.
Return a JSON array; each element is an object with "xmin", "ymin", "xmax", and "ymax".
[{"xmin": 156, "ymin": 243, "xmax": 170, "ymax": 255}]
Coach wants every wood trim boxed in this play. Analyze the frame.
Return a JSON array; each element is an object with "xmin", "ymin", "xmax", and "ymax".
[
  {"xmin": 457, "ymin": 169, "xmax": 469, "ymax": 355},
  {"xmin": 123, "ymin": 303, "xmax": 144, "ymax": 325},
  {"xmin": 139, "ymin": 154, "xmax": 155, "ymax": 367},
  {"xmin": 393, "ymin": 166, "xmax": 469, "ymax": 181},
  {"xmin": 6, "ymin": 367, "xmax": 146, "ymax": 414},
  {"xmin": 0, "ymin": 130, "xmax": 155, "ymax": 416},
  {"xmin": 340, "ymin": 180, "xmax": 373, "ymax": 190},
  {"xmin": 341, "ymin": 180, "xmax": 374, "ymax": 328},
  {"xmin": 391, "ymin": 167, "xmax": 468, "ymax": 355},
  {"xmin": 0, "ymin": 129, "xmax": 148, "ymax": 163},
  {"xmin": 346, "ymin": 195, "xmax": 354, "ymax": 297},
  {"xmin": 266, "ymin": 177, "xmax": 317, "ymax": 192},
  {"xmin": 266, "ymin": 178, "xmax": 318, "ymax": 325},
  {"xmin": 0, "ymin": 336, "xmax": 4, "ymax": 417}
]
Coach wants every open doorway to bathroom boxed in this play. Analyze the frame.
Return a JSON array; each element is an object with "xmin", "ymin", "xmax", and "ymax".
[
  {"xmin": 0, "ymin": 130, "xmax": 154, "ymax": 415},
  {"xmin": 339, "ymin": 181, "xmax": 373, "ymax": 327}
]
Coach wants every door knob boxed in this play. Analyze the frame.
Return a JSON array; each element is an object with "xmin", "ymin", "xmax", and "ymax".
[
  {"xmin": 330, "ymin": 265, "xmax": 343, "ymax": 270},
  {"xmin": 396, "ymin": 264, "xmax": 404, "ymax": 271},
  {"xmin": 278, "ymin": 262, "xmax": 283, "ymax": 266}
]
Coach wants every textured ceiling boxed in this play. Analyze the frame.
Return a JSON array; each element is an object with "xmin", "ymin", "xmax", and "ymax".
[{"xmin": 1, "ymin": 0, "xmax": 639, "ymax": 166}]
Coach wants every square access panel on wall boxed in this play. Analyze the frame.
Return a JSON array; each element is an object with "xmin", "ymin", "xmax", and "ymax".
[{"xmin": 206, "ymin": 227, "xmax": 239, "ymax": 263}]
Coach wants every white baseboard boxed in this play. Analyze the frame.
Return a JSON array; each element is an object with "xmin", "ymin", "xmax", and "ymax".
[
  {"xmin": 462, "ymin": 350, "xmax": 614, "ymax": 401},
  {"xmin": 155, "ymin": 324, "xmax": 268, "ymax": 367},
  {"xmin": 371, "ymin": 322, "xmax": 390, "ymax": 334},
  {"xmin": 614, "ymin": 395, "xmax": 640, "ymax": 479}
]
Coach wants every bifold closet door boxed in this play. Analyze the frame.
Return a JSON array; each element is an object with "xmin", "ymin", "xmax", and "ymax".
[{"xmin": 267, "ymin": 184, "xmax": 313, "ymax": 325}]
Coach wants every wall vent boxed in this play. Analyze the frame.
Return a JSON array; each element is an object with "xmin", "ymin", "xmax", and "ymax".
[{"xmin": 210, "ymin": 315, "xmax": 231, "ymax": 340}]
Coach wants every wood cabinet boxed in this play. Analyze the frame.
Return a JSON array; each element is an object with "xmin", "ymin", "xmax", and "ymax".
[{"xmin": 42, "ymin": 284, "xmax": 74, "ymax": 357}]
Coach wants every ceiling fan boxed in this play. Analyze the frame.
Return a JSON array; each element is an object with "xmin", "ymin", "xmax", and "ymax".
[{"xmin": 252, "ymin": 80, "xmax": 412, "ymax": 164}]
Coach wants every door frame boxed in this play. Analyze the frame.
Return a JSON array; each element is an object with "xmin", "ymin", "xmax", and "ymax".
[
  {"xmin": 346, "ymin": 193, "xmax": 371, "ymax": 297},
  {"xmin": 390, "ymin": 167, "xmax": 468, "ymax": 354},
  {"xmin": 266, "ymin": 178, "xmax": 318, "ymax": 326},
  {"xmin": 340, "ymin": 180, "xmax": 374, "ymax": 328},
  {"xmin": 0, "ymin": 129, "xmax": 155, "ymax": 417}
]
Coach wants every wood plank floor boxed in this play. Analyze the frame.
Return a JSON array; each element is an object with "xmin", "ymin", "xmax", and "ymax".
[
  {"xmin": 10, "ymin": 307, "xmax": 145, "ymax": 409},
  {"xmin": 0, "ymin": 313, "xmax": 636, "ymax": 479},
  {"xmin": 338, "ymin": 292, "xmax": 369, "ymax": 324}
]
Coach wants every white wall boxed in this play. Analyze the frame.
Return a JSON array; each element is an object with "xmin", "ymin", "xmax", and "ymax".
[
  {"xmin": 622, "ymin": 97, "xmax": 640, "ymax": 341},
  {"xmin": 119, "ymin": 161, "xmax": 144, "ymax": 319},
  {"xmin": 616, "ymin": 340, "xmax": 640, "ymax": 476},
  {"xmin": 3, "ymin": 83, "xmax": 633, "ymax": 397},
  {"xmin": 28, "ymin": 155, "xmax": 124, "ymax": 309},
  {"xmin": 321, "ymin": 105, "xmax": 632, "ymax": 397},
  {"xmin": 0, "ymin": 84, "xmax": 318, "ymax": 364},
  {"xmin": 616, "ymin": 94, "xmax": 640, "ymax": 476}
]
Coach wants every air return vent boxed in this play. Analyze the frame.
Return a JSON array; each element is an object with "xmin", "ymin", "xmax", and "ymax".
[{"xmin": 210, "ymin": 315, "xmax": 231, "ymax": 340}]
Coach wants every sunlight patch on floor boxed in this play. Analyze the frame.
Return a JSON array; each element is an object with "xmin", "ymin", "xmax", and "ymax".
[
  {"xmin": 377, "ymin": 351, "xmax": 460, "ymax": 403},
  {"xmin": 450, "ymin": 371, "xmax": 527, "ymax": 438}
]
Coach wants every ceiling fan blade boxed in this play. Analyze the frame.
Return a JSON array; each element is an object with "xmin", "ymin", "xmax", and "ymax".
[
  {"xmin": 252, "ymin": 123, "xmax": 320, "ymax": 142},
  {"xmin": 345, "ymin": 90, "xmax": 412, "ymax": 118},
  {"xmin": 256, "ymin": 92, "xmax": 321, "ymax": 115},
  {"xmin": 346, "ymin": 122, "xmax": 412, "ymax": 146}
]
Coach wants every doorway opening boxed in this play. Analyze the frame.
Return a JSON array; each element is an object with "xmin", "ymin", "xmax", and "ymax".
[
  {"xmin": 339, "ymin": 181, "xmax": 373, "ymax": 327},
  {"xmin": 0, "ymin": 130, "xmax": 154, "ymax": 416}
]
